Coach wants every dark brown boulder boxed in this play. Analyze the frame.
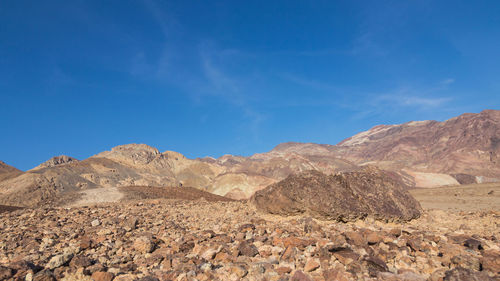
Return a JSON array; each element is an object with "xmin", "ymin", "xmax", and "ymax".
[{"xmin": 251, "ymin": 167, "xmax": 422, "ymax": 222}]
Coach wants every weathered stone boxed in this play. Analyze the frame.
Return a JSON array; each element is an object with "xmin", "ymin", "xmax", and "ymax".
[
  {"xmin": 323, "ymin": 268, "xmax": 351, "ymax": 281},
  {"xmin": 377, "ymin": 272, "xmax": 426, "ymax": 281},
  {"xmin": 366, "ymin": 231, "xmax": 383, "ymax": 245},
  {"xmin": 463, "ymin": 238, "xmax": 482, "ymax": 250},
  {"xmin": 333, "ymin": 249, "xmax": 360, "ymax": 265},
  {"xmin": 238, "ymin": 240, "xmax": 259, "ymax": 257},
  {"xmin": 0, "ymin": 266, "xmax": 14, "ymax": 280},
  {"xmin": 70, "ymin": 255, "xmax": 93, "ymax": 268},
  {"xmin": 450, "ymin": 255, "xmax": 481, "ymax": 271},
  {"xmin": 33, "ymin": 269, "xmax": 56, "ymax": 281},
  {"xmin": 291, "ymin": 270, "xmax": 312, "ymax": 281},
  {"xmin": 46, "ymin": 253, "xmax": 73, "ymax": 269},
  {"xmin": 480, "ymin": 249, "xmax": 500, "ymax": 274},
  {"xmin": 304, "ymin": 258, "xmax": 320, "ymax": 272},
  {"xmin": 443, "ymin": 267, "xmax": 496, "ymax": 281},
  {"xmin": 362, "ymin": 256, "xmax": 389, "ymax": 277},
  {"xmin": 133, "ymin": 236, "xmax": 155, "ymax": 254},
  {"xmin": 251, "ymin": 167, "xmax": 422, "ymax": 222},
  {"xmin": 91, "ymin": 271, "xmax": 114, "ymax": 281},
  {"xmin": 345, "ymin": 231, "xmax": 366, "ymax": 246}
]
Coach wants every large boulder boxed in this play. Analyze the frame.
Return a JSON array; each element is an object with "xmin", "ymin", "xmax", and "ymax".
[{"xmin": 251, "ymin": 166, "xmax": 422, "ymax": 222}]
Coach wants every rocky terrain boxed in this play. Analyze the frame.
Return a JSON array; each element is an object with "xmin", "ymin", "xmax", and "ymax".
[
  {"xmin": 0, "ymin": 110, "xmax": 499, "ymax": 280},
  {"xmin": 0, "ymin": 197, "xmax": 498, "ymax": 281}
]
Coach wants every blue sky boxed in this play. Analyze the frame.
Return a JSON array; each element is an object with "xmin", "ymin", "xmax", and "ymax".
[{"xmin": 1, "ymin": 1, "xmax": 499, "ymax": 170}]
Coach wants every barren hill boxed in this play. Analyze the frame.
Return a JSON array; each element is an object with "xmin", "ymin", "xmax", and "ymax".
[
  {"xmin": 0, "ymin": 110, "xmax": 499, "ymax": 207},
  {"xmin": 335, "ymin": 109, "xmax": 500, "ymax": 180},
  {"xmin": 0, "ymin": 161, "xmax": 23, "ymax": 182}
]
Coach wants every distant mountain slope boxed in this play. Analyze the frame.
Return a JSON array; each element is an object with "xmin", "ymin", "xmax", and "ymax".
[
  {"xmin": 0, "ymin": 143, "xmax": 357, "ymax": 207},
  {"xmin": 0, "ymin": 110, "xmax": 498, "ymax": 207},
  {"xmin": 335, "ymin": 110, "xmax": 500, "ymax": 180},
  {"xmin": 0, "ymin": 161, "xmax": 23, "ymax": 182}
]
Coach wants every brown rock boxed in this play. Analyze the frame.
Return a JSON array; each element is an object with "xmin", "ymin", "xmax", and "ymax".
[
  {"xmin": 80, "ymin": 236, "xmax": 93, "ymax": 249},
  {"xmin": 70, "ymin": 255, "xmax": 93, "ymax": 268},
  {"xmin": 304, "ymin": 258, "xmax": 320, "ymax": 272},
  {"xmin": 0, "ymin": 266, "xmax": 14, "ymax": 280},
  {"xmin": 366, "ymin": 231, "xmax": 383, "ymax": 245},
  {"xmin": 33, "ymin": 269, "xmax": 56, "ymax": 281},
  {"xmin": 238, "ymin": 240, "xmax": 259, "ymax": 257},
  {"xmin": 323, "ymin": 267, "xmax": 351, "ymax": 281},
  {"xmin": 443, "ymin": 267, "xmax": 495, "ymax": 281},
  {"xmin": 291, "ymin": 270, "xmax": 312, "ymax": 281},
  {"xmin": 377, "ymin": 272, "xmax": 426, "ymax": 281},
  {"xmin": 91, "ymin": 271, "xmax": 114, "ymax": 281},
  {"xmin": 345, "ymin": 231, "xmax": 366, "ymax": 246},
  {"xmin": 333, "ymin": 249, "xmax": 360, "ymax": 265},
  {"xmin": 133, "ymin": 236, "xmax": 155, "ymax": 254},
  {"xmin": 276, "ymin": 267, "xmax": 292, "ymax": 274},
  {"xmin": 480, "ymin": 249, "xmax": 500, "ymax": 275},
  {"xmin": 251, "ymin": 167, "xmax": 422, "ymax": 222},
  {"xmin": 450, "ymin": 255, "xmax": 481, "ymax": 271},
  {"xmin": 362, "ymin": 256, "xmax": 389, "ymax": 277},
  {"xmin": 229, "ymin": 265, "xmax": 248, "ymax": 278}
]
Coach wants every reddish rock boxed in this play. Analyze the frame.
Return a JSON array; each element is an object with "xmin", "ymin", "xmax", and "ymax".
[
  {"xmin": 291, "ymin": 270, "xmax": 312, "ymax": 281},
  {"xmin": 333, "ymin": 249, "xmax": 360, "ymax": 265},
  {"xmin": 0, "ymin": 266, "xmax": 14, "ymax": 280},
  {"xmin": 480, "ymin": 249, "xmax": 500, "ymax": 275},
  {"xmin": 323, "ymin": 268, "xmax": 351, "ymax": 281},
  {"xmin": 91, "ymin": 271, "xmax": 114, "ymax": 281},
  {"xmin": 276, "ymin": 266, "xmax": 292, "ymax": 274},
  {"xmin": 366, "ymin": 231, "xmax": 383, "ymax": 245},
  {"xmin": 304, "ymin": 259, "xmax": 320, "ymax": 272},
  {"xmin": 345, "ymin": 231, "xmax": 366, "ymax": 246}
]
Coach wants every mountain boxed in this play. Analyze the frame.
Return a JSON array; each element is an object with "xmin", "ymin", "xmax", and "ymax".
[
  {"xmin": 31, "ymin": 155, "xmax": 79, "ymax": 171},
  {"xmin": 0, "ymin": 110, "xmax": 498, "ymax": 207},
  {"xmin": 0, "ymin": 143, "xmax": 357, "ymax": 207},
  {"xmin": 336, "ymin": 109, "xmax": 500, "ymax": 186},
  {"xmin": 0, "ymin": 161, "xmax": 23, "ymax": 182}
]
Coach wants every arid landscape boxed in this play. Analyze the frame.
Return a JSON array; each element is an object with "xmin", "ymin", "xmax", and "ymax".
[{"xmin": 1, "ymin": 110, "xmax": 500, "ymax": 280}]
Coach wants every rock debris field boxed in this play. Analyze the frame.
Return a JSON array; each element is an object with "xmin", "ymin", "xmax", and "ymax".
[{"xmin": 0, "ymin": 199, "xmax": 499, "ymax": 281}]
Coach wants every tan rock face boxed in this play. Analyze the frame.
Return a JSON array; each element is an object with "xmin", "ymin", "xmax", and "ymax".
[
  {"xmin": 251, "ymin": 167, "xmax": 422, "ymax": 222},
  {"xmin": 31, "ymin": 155, "xmax": 78, "ymax": 171}
]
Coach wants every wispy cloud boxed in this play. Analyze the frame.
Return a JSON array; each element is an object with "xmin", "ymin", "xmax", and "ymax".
[
  {"xmin": 376, "ymin": 94, "xmax": 451, "ymax": 108},
  {"xmin": 440, "ymin": 78, "xmax": 455, "ymax": 85}
]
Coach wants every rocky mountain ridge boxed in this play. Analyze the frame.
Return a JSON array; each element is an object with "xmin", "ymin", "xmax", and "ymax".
[{"xmin": 0, "ymin": 110, "xmax": 499, "ymax": 207}]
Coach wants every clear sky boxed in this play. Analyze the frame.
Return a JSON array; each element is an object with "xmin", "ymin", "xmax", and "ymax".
[{"xmin": 1, "ymin": 1, "xmax": 499, "ymax": 170}]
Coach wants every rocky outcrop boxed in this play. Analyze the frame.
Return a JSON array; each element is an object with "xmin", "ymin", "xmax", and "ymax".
[
  {"xmin": 252, "ymin": 167, "xmax": 422, "ymax": 222},
  {"xmin": 31, "ymin": 155, "xmax": 78, "ymax": 170}
]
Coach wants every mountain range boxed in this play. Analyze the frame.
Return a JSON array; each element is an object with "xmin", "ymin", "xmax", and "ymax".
[{"xmin": 1, "ymin": 109, "xmax": 499, "ymax": 207}]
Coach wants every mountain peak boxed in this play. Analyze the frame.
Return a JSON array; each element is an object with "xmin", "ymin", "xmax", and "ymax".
[
  {"xmin": 93, "ymin": 143, "xmax": 161, "ymax": 165},
  {"xmin": 31, "ymin": 155, "xmax": 78, "ymax": 171}
]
